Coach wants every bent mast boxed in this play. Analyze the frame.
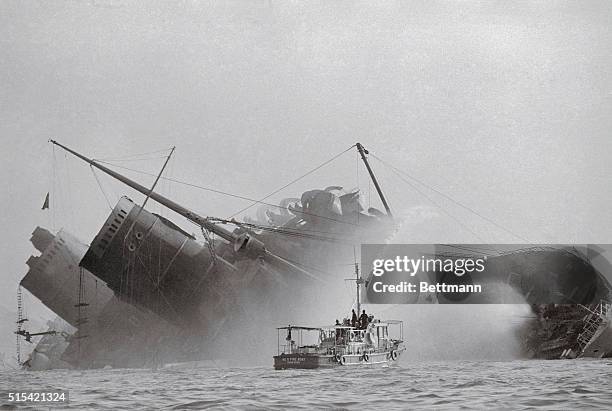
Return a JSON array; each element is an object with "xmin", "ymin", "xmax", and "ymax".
[
  {"xmin": 48, "ymin": 140, "xmax": 319, "ymax": 280},
  {"xmin": 50, "ymin": 140, "xmax": 236, "ymax": 243}
]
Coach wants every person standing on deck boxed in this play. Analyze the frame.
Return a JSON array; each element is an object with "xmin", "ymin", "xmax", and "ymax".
[
  {"xmin": 359, "ymin": 310, "xmax": 369, "ymax": 329},
  {"xmin": 351, "ymin": 309, "xmax": 358, "ymax": 328}
]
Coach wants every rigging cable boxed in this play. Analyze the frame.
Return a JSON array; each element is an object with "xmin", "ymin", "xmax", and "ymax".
[
  {"xmin": 368, "ymin": 175, "xmax": 372, "ymax": 210},
  {"xmin": 438, "ymin": 243, "xmax": 500, "ymax": 256},
  {"xmin": 94, "ymin": 156, "xmax": 170, "ymax": 163},
  {"xmin": 206, "ymin": 218, "xmax": 356, "ymax": 246},
  {"xmin": 94, "ymin": 147, "xmax": 174, "ymax": 162},
  {"xmin": 90, "ymin": 166, "xmax": 114, "ymax": 211},
  {"xmin": 62, "ymin": 152, "xmax": 78, "ymax": 227},
  {"xmin": 227, "ymin": 144, "xmax": 357, "ymax": 219},
  {"xmin": 122, "ymin": 146, "xmax": 175, "ymax": 244},
  {"xmin": 52, "ymin": 144, "xmax": 56, "ymax": 231},
  {"xmin": 94, "ymin": 160, "xmax": 360, "ymax": 228},
  {"xmin": 378, "ymin": 159, "xmax": 487, "ymax": 242},
  {"xmin": 370, "ymin": 153, "xmax": 529, "ymax": 243},
  {"xmin": 265, "ymin": 254, "xmax": 334, "ymax": 284},
  {"xmin": 207, "ymin": 216, "xmax": 356, "ymax": 236},
  {"xmin": 356, "ymin": 151, "xmax": 360, "ymax": 225}
]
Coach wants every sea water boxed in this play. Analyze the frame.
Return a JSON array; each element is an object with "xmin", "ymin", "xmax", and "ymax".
[{"xmin": 2, "ymin": 359, "xmax": 611, "ymax": 410}]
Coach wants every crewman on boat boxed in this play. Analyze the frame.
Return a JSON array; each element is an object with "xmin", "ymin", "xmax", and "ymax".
[
  {"xmin": 335, "ymin": 329, "xmax": 345, "ymax": 345},
  {"xmin": 359, "ymin": 309, "xmax": 369, "ymax": 329},
  {"xmin": 351, "ymin": 309, "xmax": 358, "ymax": 328}
]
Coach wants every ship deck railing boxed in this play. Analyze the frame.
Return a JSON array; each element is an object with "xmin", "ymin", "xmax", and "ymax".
[
  {"xmin": 598, "ymin": 300, "xmax": 610, "ymax": 318},
  {"xmin": 577, "ymin": 300, "xmax": 611, "ymax": 350}
]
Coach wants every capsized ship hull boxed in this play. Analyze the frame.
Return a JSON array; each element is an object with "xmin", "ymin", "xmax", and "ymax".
[
  {"xmin": 429, "ymin": 246, "xmax": 612, "ymax": 359},
  {"xmin": 26, "ymin": 140, "xmax": 396, "ymax": 369},
  {"xmin": 80, "ymin": 196, "xmax": 238, "ymax": 328},
  {"xmin": 20, "ymin": 185, "xmax": 393, "ymax": 369},
  {"xmin": 22, "ymin": 227, "xmax": 114, "ymax": 328},
  {"xmin": 439, "ymin": 247, "xmax": 611, "ymax": 305},
  {"xmin": 21, "ymin": 226, "xmax": 188, "ymax": 369},
  {"xmin": 521, "ymin": 301, "xmax": 612, "ymax": 359}
]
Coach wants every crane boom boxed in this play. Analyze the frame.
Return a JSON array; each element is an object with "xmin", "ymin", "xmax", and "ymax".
[{"xmin": 356, "ymin": 142, "xmax": 392, "ymax": 217}]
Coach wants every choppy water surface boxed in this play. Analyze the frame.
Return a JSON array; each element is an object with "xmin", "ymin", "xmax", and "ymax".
[{"xmin": 2, "ymin": 360, "xmax": 612, "ymax": 410}]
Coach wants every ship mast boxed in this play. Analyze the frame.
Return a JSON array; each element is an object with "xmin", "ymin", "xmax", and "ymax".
[
  {"xmin": 356, "ymin": 142, "xmax": 392, "ymax": 217},
  {"xmin": 348, "ymin": 247, "xmax": 364, "ymax": 315},
  {"xmin": 48, "ymin": 140, "xmax": 319, "ymax": 280},
  {"xmin": 355, "ymin": 261, "xmax": 363, "ymax": 315}
]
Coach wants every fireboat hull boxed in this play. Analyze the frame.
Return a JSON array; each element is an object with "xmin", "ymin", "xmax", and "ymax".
[
  {"xmin": 273, "ymin": 354, "xmax": 336, "ymax": 370},
  {"xmin": 273, "ymin": 350, "xmax": 402, "ymax": 370}
]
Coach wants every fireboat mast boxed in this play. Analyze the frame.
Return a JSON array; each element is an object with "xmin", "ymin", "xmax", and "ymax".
[
  {"xmin": 355, "ymin": 261, "xmax": 363, "ymax": 315},
  {"xmin": 48, "ymin": 140, "xmax": 319, "ymax": 280}
]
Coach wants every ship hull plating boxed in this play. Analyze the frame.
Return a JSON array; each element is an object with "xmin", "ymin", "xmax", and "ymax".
[
  {"xmin": 273, "ymin": 352, "xmax": 401, "ymax": 370},
  {"xmin": 80, "ymin": 196, "xmax": 236, "ymax": 327}
]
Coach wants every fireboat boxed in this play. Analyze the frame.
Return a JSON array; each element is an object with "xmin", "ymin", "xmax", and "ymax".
[{"xmin": 273, "ymin": 263, "xmax": 405, "ymax": 369}]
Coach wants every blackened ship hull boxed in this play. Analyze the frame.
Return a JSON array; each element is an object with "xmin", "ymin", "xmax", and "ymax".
[
  {"xmin": 21, "ymin": 226, "xmax": 187, "ymax": 369},
  {"xmin": 79, "ymin": 196, "xmax": 238, "ymax": 328},
  {"xmin": 20, "ymin": 186, "xmax": 392, "ymax": 369}
]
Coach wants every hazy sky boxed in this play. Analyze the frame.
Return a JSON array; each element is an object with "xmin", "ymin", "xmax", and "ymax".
[{"xmin": 2, "ymin": 1, "xmax": 612, "ymax": 325}]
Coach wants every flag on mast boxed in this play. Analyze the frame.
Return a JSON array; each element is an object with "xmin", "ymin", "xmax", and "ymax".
[{"xmin": 42, "ymin": 192, "xmax": 49, "ymax": 210}]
